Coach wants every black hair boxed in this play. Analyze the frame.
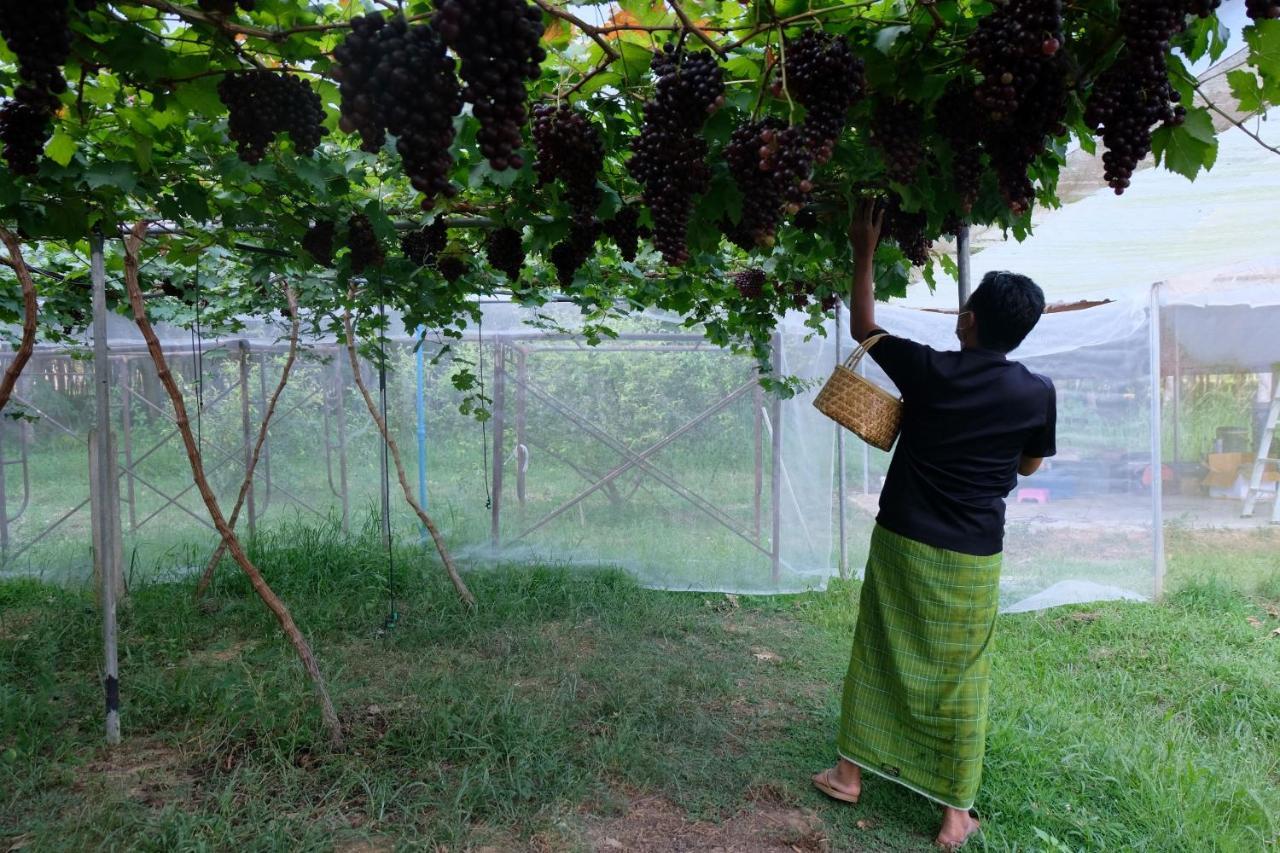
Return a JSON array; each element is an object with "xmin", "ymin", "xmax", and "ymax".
[{"xmin": 965, "ymin": 271, "xmax": 1045, "ymax": 353}]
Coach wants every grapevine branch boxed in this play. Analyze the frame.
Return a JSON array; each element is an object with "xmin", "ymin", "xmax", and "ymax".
[
  {"xmin": 341, "ymin": 300, "xmax": 477, "ymax": 609},
  {"xmin": 564, "ymin": 58, "xmax": 618, "ymax": 97},
  {"xmin": 119, "ymin": 0, "xmax": 431, "ymax": 42},
  {"xmin": 531, "ymin": 0, "xmax": 620, "ymax": 60},
  {"xmin": 1192, "ymin": 82, "xmax": 1280, "ymax": 157},
  {"xmin": 121, "ymin": 223, "xmax": 343, "ymax": 748},
  {"xmin": 195, "ymin": 282, "xmax": 301, "ymax": 599},
  {"xmin": 0, "ymin": 227, "xmax": 39, "ymax": 416},
  {"xmin": 668, "ymin": 0, "xmax": 727, "ymax": 58}
]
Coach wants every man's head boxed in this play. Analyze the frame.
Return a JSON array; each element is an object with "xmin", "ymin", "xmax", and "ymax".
[{"xmin": 956, "ymin": 271, "xmax": 1045, "ymax": 353}]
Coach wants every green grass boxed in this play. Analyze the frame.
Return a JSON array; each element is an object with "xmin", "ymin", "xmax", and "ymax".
[{"xmin": 2, "ymin": 523, "xmax": 1278, "ymax": 851}]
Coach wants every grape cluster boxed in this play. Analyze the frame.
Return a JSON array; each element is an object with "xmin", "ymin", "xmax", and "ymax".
[
  {"xmin": 217, "ymin": 71, "xmax": 326, "ymax": 164},
  {"xmin": 967, "ymin": 0, "xmax": 1064, "ymax": 121},
  {"xmin": 532, "ymin": 103, "xmax": 605, "ymax": 223},
  {"xmin": 602, "ymin": 205, "xmax": 645, "ymax": 262},
  {"xmin": 790, "ymin": 280, "xmax": 816, "ymax": 310},
  {"xmin": 984, "ymin": 59, "xmax": 1069, "ymax": 211},
  {"xmin": 722, "ymin": 118, "xmax": 787, "ymax": 250},
  {"xmin": 723, "ymin": 32, "xmax": 863, "ymax": 245},
  {"xmin": 870, "ymin": 100, "xmax": 925, "ymax": 185},
  {"xmin": 0, "ymin": 88, "xmax": 59, "ymax": 175},
  {"xmin": 884, "ymin": 199, "xmax": 930, "ymax": 267},
  {"xmin": 0, "ymin": 1, "xmax": 85, "ymax": 174},
  {"xmin": 433, "ymin": 0, "xmax": 545, "ymax": 170},
  {"xmin": 1084, "ymin": 0, "xmax": 1195, "ymax": 194},
  {"xmin": 400, "ymin": 219, "xmax": 448, "ymax": 267},
  {"xmin": 733, "ymin": 268, "xmax": 766, "ymax": 300},
  {"xmin": 784, "ymin": 30, "xmax": 865, "ymax": 165},
  {"xmin": 347, "ymin": 214, "xmax": 385, "ymax": 275},
  {"xmin": 1246, "ymin": 0, "xmax": 1279, "ymax": 19},
  {"xmin": 549, "ymin": 221, "xmax": 600, "ymax": 286},
  {"xmin": 820, "ymin": 293, "xmax": 840, "ymax": 313},
  {"xmin": 334, "ymin": 14, "xmax": 464, "ymax": 209},
  {"xmin": 628, "ymin": 45, "xmax": 725, "ymax": 265},
  {"xmin": 436, "ymin": 255, "xmax": 467, "ymax": 284},
  {"xmin": 935, "ymin": 84, "xmax": 984, "ymax": 213},
  {"xmin": 485, "ymin": 226, "xmax": 525, "ymax": 282},
  {"xmin": 792, "ymin": 207, "xmax": 820, "ymax": 232},
  {"xmin": 198, "ymin": 0, "xmax": 256, "ymax": 13},
  {"xmin": 0, "ymin": 2, "xmax": 75, "ymax": 94},
  {"xmin": 302, "ymin": 220, "xmax": 336, "ymax": 267}
]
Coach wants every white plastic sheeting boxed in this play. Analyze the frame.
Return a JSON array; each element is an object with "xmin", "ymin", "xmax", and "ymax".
[{"xmin": 903, "ymin": 111, "xmax": 1280, "ymax": 309}]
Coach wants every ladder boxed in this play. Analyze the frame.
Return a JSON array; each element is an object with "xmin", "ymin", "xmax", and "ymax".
[{"xmin": 1242, "ymin": 377, "xmax": 1280, "ymax": 523}]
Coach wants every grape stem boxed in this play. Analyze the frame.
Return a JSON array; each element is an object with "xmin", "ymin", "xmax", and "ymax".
[
  {"xmin": 917, "ymin": 0, "xmax": 947, "ymax": 35},
  {"xmin": 776, "ymin": 24, "xmax": 796, "ymax": 124},
  {"xmin": 752, "ymin": 51, "xmax": 780, "ymax": 118}
]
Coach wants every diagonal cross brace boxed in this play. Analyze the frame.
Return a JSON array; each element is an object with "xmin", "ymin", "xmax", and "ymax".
[
  {"xmin": 513, "ymin": 377, "xmax": 769, "ymax": 555},
  {"xmin": 126, "ymin": 383, "xmax": 328, "ymax": 521}
]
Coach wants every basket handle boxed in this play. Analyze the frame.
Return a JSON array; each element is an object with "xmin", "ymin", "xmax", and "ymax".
[{"xmin": 843, "ymin": 333, "xmax": 888, "ymax": 371}]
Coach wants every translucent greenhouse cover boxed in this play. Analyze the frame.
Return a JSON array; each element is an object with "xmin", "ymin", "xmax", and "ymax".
[
  {"xmin": 903, "ymin": 109, "xmax": 1280, "ymax": 310},
  {"xmin": 2, "ymin": 117, "xmax": 1275, "ymax": 611}
]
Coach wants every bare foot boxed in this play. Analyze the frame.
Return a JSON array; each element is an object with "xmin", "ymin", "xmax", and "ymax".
[
  {"xmin": 811, "ymin": 758, "xmax": 862, "ymax": 804},
  {"xmin": 935, "ymin": 807, "xmax": 980, "ymax": 850}
]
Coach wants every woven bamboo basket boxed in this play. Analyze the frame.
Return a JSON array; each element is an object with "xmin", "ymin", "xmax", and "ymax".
[{"xmin": 813, "ymin": 334, "xmax": 902, "ymax": 451}]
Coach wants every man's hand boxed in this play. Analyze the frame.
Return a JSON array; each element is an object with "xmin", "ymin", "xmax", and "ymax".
[
  {"xmin": 848, "ymin": 198, "xmax": 885, "ymax": 263},
  {"xmin": 848, "ymin": 198, "xmax": 884, "ymax": 341}
]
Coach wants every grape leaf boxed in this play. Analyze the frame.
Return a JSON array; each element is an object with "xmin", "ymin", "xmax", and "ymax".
[
  {"xmin": 1227, "ymin": 69, "xmax": 1265, "ymax": 114},
  {"xmin": 1181, "ymin": 107, "xmax": 1216, "ymax": 145},
  {"xmin": 1151, "ymin": 109, "xmax": 1217, "ymax": 181},
  {"xmin": 174, "ymin": 183, "xmax": 211, "ymax": 221},
  {"xmin": 45, "ymin": 131, "xmax": 77, "ymax": 167},
  {"xmin": 83, "ymin": 162, "xmax": 139, "ymax": 192},
  {"xmin": 1245, "ymin": 21, "xmax": 1280, "ymax": 75}
]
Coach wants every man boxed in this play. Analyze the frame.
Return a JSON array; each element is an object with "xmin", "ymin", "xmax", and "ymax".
[{"xmin": 811, "ymin": 202, "xmax": 1056, "ymax": 850}]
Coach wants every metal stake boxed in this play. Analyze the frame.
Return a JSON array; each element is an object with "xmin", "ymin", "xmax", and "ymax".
[
  {"xmin": 1149, "ymin": 283, "xmax": 1166, "ymax": 600},
  {"xmin": 91, "ymin": 230, "xmax": 121, "ymax": 745},
  {"xmin": 835, "ymin": 306, "xmax": 847, "ymax": 580},
  {"xmin": 956, "ymin": 224, "xmax": 972, "ymax": 310}
]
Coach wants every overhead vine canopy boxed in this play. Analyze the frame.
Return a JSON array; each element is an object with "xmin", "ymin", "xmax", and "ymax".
[{"xmin": 0, "ymin": 0, "xmax": 1276, "ymax": 369}]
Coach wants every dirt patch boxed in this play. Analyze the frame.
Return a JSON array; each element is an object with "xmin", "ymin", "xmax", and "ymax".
[
  {"xmin": 187, "ymin": 639, "xmax": 254, "ymax": 666},
  {"xmin": 537, "ymin": 619, "xmax": 598, "ymax": 661},
  {"xmin": 77, "ymin": 740, "xmax": 195, "ymax": 809},
  {"xmin": 584, "ymin": 792, "xmax": 828, "ymax": 852},
  {"xmin": 0, "ymin": 609, "xmax": 40, "ymax": 641},
  {"xmin": 333, "ymin": 840, "xmax": 396, "ymax": 853}
]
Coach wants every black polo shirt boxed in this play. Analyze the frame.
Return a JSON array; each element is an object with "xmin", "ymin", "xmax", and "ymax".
[{"xmin": 866, "ymin": 330, "xmax": 1056, "ymax": 556}]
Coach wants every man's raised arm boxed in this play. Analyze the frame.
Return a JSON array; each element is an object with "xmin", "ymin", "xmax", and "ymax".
[{"xmin": 848, "ymin": 199, "xmax": 885, "ymax": 343}]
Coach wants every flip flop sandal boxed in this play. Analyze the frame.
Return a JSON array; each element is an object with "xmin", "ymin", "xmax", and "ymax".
[{"xmin": 812, "ymin": 768, "xmax": 860, "ymax": 804}]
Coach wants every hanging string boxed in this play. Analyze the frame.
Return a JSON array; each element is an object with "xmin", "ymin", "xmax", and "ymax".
[
  {"xmin": 373, "ymin": 167, "xmax": 398, "ymax": 631},
  {"xmin": 377, "ymin": 267, "xmax": 397, "ymax": 631},
  {"xmin": 192, "ymin": 251, "xmax": 204, "ymax": 453},
  {"xmin": 477, "ymin": 313, "xmax": 491, "ymax": 510}
]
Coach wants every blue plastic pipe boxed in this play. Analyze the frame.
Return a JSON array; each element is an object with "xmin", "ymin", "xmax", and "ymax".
[{"xmin": 415, "ymin": 328, "xmax": 428, "ymax": 542}]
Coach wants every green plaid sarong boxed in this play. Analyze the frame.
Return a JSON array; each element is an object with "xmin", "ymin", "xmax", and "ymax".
[{"xmin": 837, "ymin": 524, "xmax": 1002, "ymax": 811}]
